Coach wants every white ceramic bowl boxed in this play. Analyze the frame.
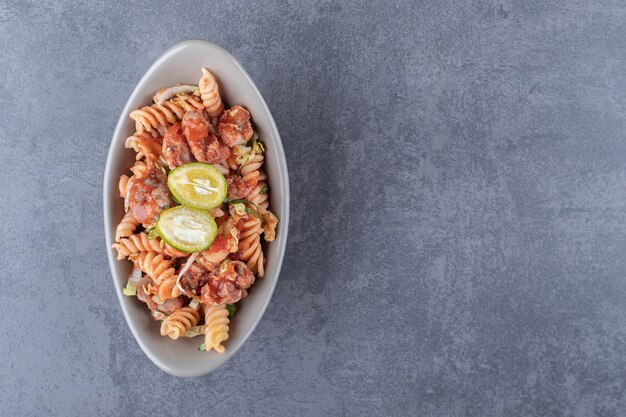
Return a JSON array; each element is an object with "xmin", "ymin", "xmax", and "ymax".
[{"xmin": 103, "ymin": 40, "xmax": 289, "ymax": 377}]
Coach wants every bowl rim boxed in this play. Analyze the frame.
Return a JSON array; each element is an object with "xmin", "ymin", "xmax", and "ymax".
[{"xmin": 102, "ymin": 39, "xmax": 290, "ymax": 377}]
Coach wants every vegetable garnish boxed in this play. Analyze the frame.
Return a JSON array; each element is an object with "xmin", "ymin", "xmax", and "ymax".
[
  {"xmin": 198, "ymin": 343, "xmax": 207, "ymax": 352},
  {"xmin": 251, "ymin": 138, "xmax": 265, "ymax": 154},
  {"xmin": 167, "ymin": 163, "xmax": 227, "ymax": 210},
  {"xmin": 231, "ymin": 202, "xmax": 247, "ymax": 216},
  {"xmin": 146, "ymin": 227, "xmax": 159, "ymax": 240},
  {"xmin": 155, "ymin": 206, "xmax": 218, "ymax": 253},
  {"xmin": 227, "ymin": 198, "xmax": 263, "ymax": 219},
  {"xmin": 260, "ymin": 186, "xmax": 269, "ymax": 194},
  {"xmin": 123, "ymin": 281, "xmax": 137, "ymax": 296},
  {"xmin": 153, "ymin": 84, "xmax": 199, "ymax": 105},
  {"xmin": 152, "ymin": 311, "xmax": 168, "ymax": 321},
  {"xmin": 175, "ymin": 252, "xmax": 199, "ymax": 296},
  {"xmin": 128, "ymin": 267, "xmax": 143, "ymax": 283},
  {"xmin": 183, "ymin": 325, "xmax": 206, "ymax": 338},
  {"xmin": 227, "ymin": 304, "xmax": 236, "ymax": 317},
  {"xmin": 233, "ymin": 145, "xmax": 252, "ymax": 165}
]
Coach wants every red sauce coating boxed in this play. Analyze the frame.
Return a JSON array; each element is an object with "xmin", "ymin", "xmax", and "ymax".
[
  {"xmin": 162, "ymin": 123, "xmax": 194, "ymax": 169},
  {"xmin": 183, "ymin": 110, "xmax": 230, "ymax": 163},
  {"xmin": 226, "ymin": 174, "xmax": 253, "ymax": 200},
  {"xmin": 218, "ymin": 105, "xmax": 253, "ymax": 147},
  {"xmin": 127, "ymin": 161, "xmax": 173, "ymax": 225},
  {"xmin": 200, "ymin": 260, "xmax": 255, "ymax": 305}
]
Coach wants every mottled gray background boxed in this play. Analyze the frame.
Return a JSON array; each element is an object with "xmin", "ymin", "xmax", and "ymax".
[{"xmin": 1, "ymin": 0, "xmax": 626, "ymax": 416}]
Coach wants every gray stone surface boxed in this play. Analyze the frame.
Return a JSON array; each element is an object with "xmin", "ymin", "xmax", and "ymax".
[{"xmin": 1, "ymin": 0, "xmax": 626, "ymax": 415}]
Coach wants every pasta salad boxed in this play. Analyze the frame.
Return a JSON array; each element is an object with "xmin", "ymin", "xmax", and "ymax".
[{"xmin": 112, "ymin": 67, "xmax": 278, "ymax": 353}]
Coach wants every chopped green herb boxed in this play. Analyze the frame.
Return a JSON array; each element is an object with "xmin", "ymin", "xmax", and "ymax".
[
  {"xmin": 260, "ymin": 186, "xmax": 269, "ymax": 194},
  {"xmin": 198, "ymin": 343, "xmax": 206, "ymax": 352},
  {"xmin": 224, "ymin": 198, "xmax": 244, "ymax": 204},
  {"xmin": 227, "ymin": 304, "xmax": 236, "ymax": 317}
]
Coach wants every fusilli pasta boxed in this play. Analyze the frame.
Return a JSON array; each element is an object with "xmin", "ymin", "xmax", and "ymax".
[
  {"xmin": 199, "ymin": 67, "xmax": 224, "ymax": 117},
  {"xmin": 131, "ymin": 251, "xmax": 180, "ymax": 300},
  {"xmin": 236, "ymin": 215, "xmax": 265, "ymax": 277},
  {"xmin": 239, "ymin": 154, "xmax": 264, "ymax": 189},
  {"xmin": 115, "ymin": 210, "xmax": 140, "ymax": 242},
  {"xmin": 111, "ymin": 232, "xmax": 189, "ymax": 260},
  {"xmin": 160, "ymin": 306, "xmax": 201, "ymax": 340},
  {"xmin": 130, "ymin": 160, "xmax": 149, "ymax": 178},
  {"xmin": 125, "ymin": 131, "xmax": 163, "ymax": 160},
  {"xmin": 247, "ymin": 172, "xmax": 269, "ymax": 212},
  {"xmin": 170, "ymin": 93, "xmax": 204, "ymax": 112},
  {"xmin": 202, "ymin": 303, "xmax": 229, "ymax": 353},
  {"xmin": 118, "ymin": 174, "xmax": 130, "ymax": 198},
  {"xmin": 130, "ymin": 102, "xmax": 183, "ymax": 134}
]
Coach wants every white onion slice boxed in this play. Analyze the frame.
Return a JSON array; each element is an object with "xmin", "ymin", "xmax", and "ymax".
[
  {"xmin": 128, "ymin": 267, "xmax": 143, "ymax": 283},
  {"xmin": 153, "ymin": 85, "xmax": 198, "ymax": 105},
  {"xmin": 175, "ymin": 252, "xmax": 198, "ymax": 296}
]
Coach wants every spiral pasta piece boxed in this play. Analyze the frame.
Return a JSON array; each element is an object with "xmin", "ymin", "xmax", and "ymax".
[
  {"xmin": 160, "ymin": 306, "xmax": 200, "ymax": 340},
  {"xmin": 225, "ymin": 156, "xmax": 239, "ymax": 171},
  {"xmin": 247, "ymin": 173, "xmax": 269, "ymax": 213},
  {"xmin": 130, "ymin": 160, "xmax": 149, "ymax": 178},
  {"xmin": 131, "ymin": 252, "xmax": 180, "ymax": 300},
  {"xmin": 202, "ymin": 303, "xmax": 229, "ymax": 353},
  {"xmin": 118, "ymin": 174, "xmax": 130, "ymax": 198},
  {"xmin": 170, "ymin": 93, "xmax": 204, "ymax": 112},
  {"xmin": 111, "ymin": 232, "xmax": 186, "ymax": 260},
  {"xmin": 132, "ymin": 251, "xmax": 173, "ymax": 282},
  {"xmin": 236, "ymin": 215, "xmax": 265, "ymax": 277},
  {"xmin": 130, "ymin": 96, "xmax": 202, "ymax": 135},
  {"xmin": 199, "ymin": 68, "xmax": 224, "ymax": 117},
  {"xmin": 125, "ymin": 131, "xmax": 163, "ymax": 160},
  {"xmin": 212, "ymin": 161, "xmax": 230, "ymax": 175},
  {"xmin": 156, "ymin": 275, "xmax": 180, "ymax": 301},
  {"xmin": 130, "ymin": 102, "xmax": 181, "ymax": 134},
  {"xmin": 115, "ymin": 210, "xmax": 140, "ymax": 242},
  {"xmin": 262, "ymin": 210, "xmax": 279, "ymax": 242},
  {"xmin": 239, "ymin": 154, "xmax": 264, "ymax": 189}
]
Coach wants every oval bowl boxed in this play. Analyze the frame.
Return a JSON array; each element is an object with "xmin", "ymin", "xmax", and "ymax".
[{"xmin": 103, "ymin": 40, "xmax": 289, "ymax": 377}]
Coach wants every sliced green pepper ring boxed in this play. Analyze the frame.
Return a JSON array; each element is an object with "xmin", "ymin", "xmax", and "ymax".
[
  {"xmin": 155, "ymin": 205, "xmax": 217, "ymax": 253},
  {"xmin": 167, "ymin": 163, "xmax": 227, "ymax": 210}
]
